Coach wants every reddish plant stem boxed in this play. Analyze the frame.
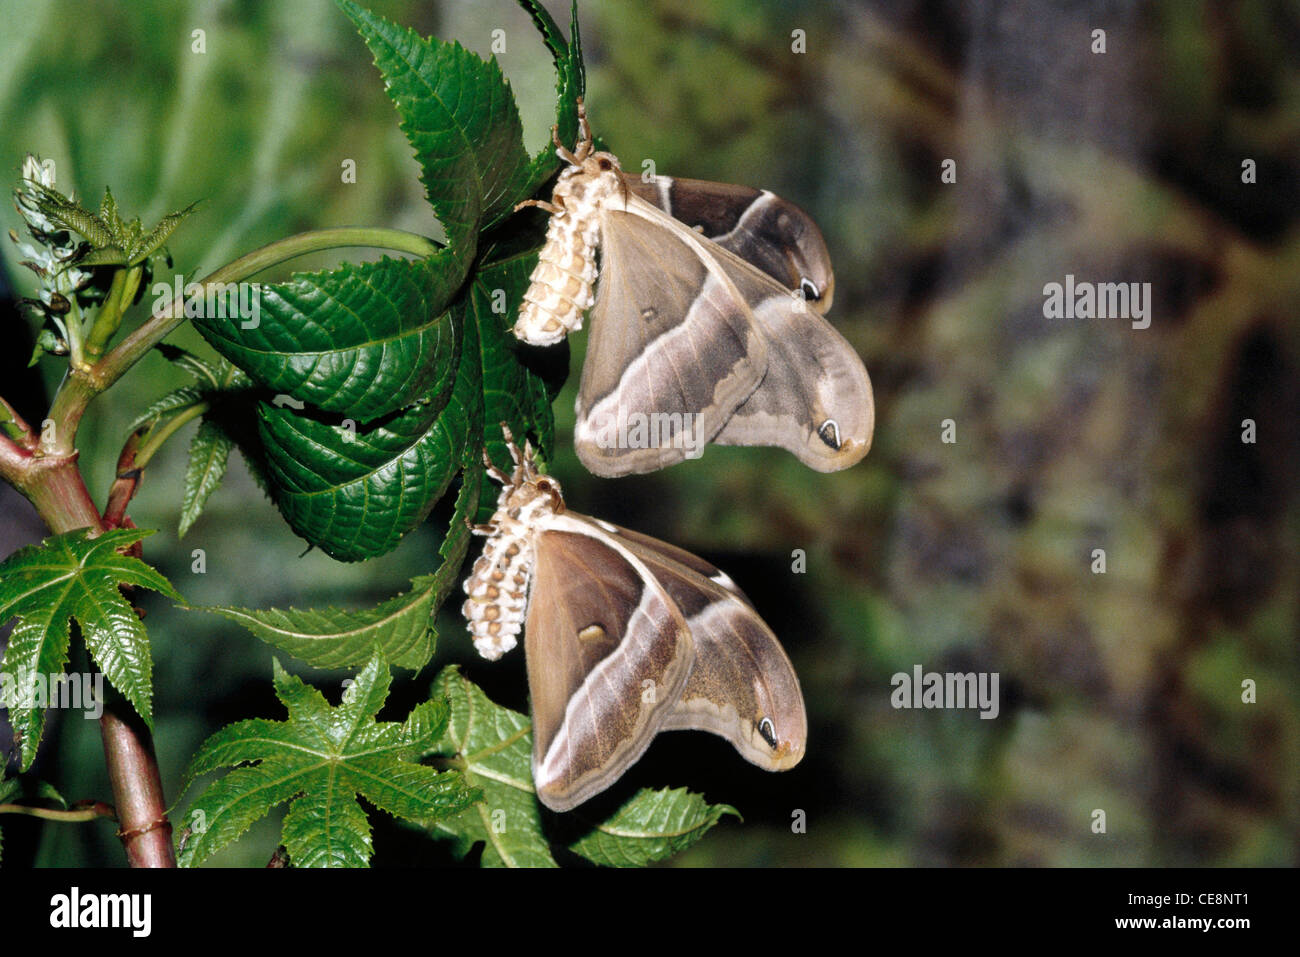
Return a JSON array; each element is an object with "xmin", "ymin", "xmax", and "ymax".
[
  {"xmin": 13, "ymin": 450, "xmax": 103, "ymax": 535},
  {"xmin": 99, "ymin": 702, "xmax": 175, "ymax": 868},
  {"xmin": 103, "ymin": 428, "xmax": 145, "ymax": 530}
]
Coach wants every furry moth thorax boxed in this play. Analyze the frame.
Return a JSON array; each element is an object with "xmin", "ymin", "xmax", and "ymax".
[
  {"xmin": 514, "ymin": 100, "xmax": 624, "ymax": 346},
  {"xmin": 461, "ymin": 436, "xmax": 564, "ymax": 661}
]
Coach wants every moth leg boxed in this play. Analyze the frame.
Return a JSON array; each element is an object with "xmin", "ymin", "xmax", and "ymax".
[
  {"xmin": 573, "ymin": 96, "xmax": 592, "ymax": 156},
  {"xmin": 483, "ymin": 457, "xmax": 512, "ymax": 487},
  {"xmin": 555, "ymin": 96, "xmax": 593, "ymax": 164},
  {"xmin": 514, "ymin": 196, "xmax": 564, "ymax": 216},
  {"xmin": 553, "ymin": 123, "xmax": 581, "ymax": 165}
]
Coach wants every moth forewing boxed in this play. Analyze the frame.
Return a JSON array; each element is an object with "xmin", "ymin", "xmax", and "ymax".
[
  {"xmin": 574, "ymin": 185, "xmax": 872, "ymax": 475},
  {"xmin": 573, "ymin": 194, "xmax": 774, "ymax": 476},
  {"xmin": 525, "ymin": 516, "xmax": 694, "ymax": 812}
]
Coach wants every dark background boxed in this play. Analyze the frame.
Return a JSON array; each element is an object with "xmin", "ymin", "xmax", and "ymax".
[{"xmin": 0, "ymin": 0, "xmax": 1296, "ymax": 866}]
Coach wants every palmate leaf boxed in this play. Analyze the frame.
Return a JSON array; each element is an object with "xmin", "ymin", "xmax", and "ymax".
[
  {"xmin": 177, "ymin": 655, "xmax": 477, "ymax": 868},
  {"xmin": 0, "ymin": 529, "xmax": 180, "ymax": 769},
  {"xmin": 127, "ymin": 383, "xmax": 204, "ymax": 431},
  {"xmin": 340, "ymin": 0, "xmax": 532, "ymax": 244},
  {"xmin": 423, "ymin": 667, "xmax": 737, "ymax": 868},
  {"xmin": 252, "ymin": 203, "xmax": 556, "ymax": 561},
  {"xmin": 193, "ymin": 575, "xmax": 440, "ymax": 671},
  {"xmin": 184, "ymin": 0, "xmax": 579, "ymax": 562},
  {"xmin": 191, "ymin": 256, "xmax": 461, "ymax": 424},
  {"xmin": 425, "ymin": 666, "xmax": 556, "ymax": 867}
]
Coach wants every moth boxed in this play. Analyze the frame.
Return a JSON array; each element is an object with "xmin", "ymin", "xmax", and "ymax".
[
  {"xmin": 515, "ymin": 99, "xmax": 873, "ymax": 477},
  {"xmin": 462, "ymin": 428, "xmax": 806, "ymax": 813}
]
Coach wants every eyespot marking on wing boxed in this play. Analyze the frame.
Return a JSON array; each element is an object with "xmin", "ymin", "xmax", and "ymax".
[
  {"xmin": 817, "ymin": 419, "xmax": 842, "ymax": 450},
  {"xmin": 800, "ymin": 278, "xmax": 820, "ymax": 302},
  {"xmin": 758, "ymin": 717, "xmax": 778, "ymax": 749},
  {"xmin": 578, "ymin": 623, "xmax": 606, "ymax": 644}
]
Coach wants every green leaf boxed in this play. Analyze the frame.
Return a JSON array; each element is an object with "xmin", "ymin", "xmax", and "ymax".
[
  {"xmin": 177, "ymin": 655, "xmax": 477, "ymax": 868},
  {"xmin": 127, "ymin": 383, "xmax": 205, "ymax": 432},
  {"xmin": 192, "ymin": 256, "xmax": 461, "ymax": 423},
  {"xmin": 0, "ymin": 774, "xmax": 67, "ymax": 809},
  {"xmin": 180, "ymin": 419, "xmax": 234, "ymax": 537},
  {"xmin": 0, "ymin": 397, "xmax": 27, "ymax": 442},
  {"xmin": 0, "ymin": 770, "xmax": 68, "ymax": 864},
  {"xmin": 193, "ymin": 574, "xmax": 439, "ymax": 671},
  {"xmin": 196, "ymin": 443, "xmax": 482, "ymax": 672},
  {"xmin": 255, "ymin": 251, "xmax": 550, "ymax": 560},
  {"xmin": 155, "ymin": 343, "xmax": 227, "ymax": 389},
  {"xmin": 27, "ymin": 183, "xmax": 196, "ymax": 267},
  {"xmin": 0, "ymin": 529, "xmax": 180, "ymax": 768},
  {"xmin": 129, "ymin": 346, "xmax": 257, "ymax": 535},
  {"xmin": 340, "ymin": 0, "xmax": 531, "ymax": 243},
  {"xmin": 470, "ymin": 250, "xmax": 557, "ymax": 516},
  {"xmin": 424, "ymin": 666, "xmax": 557, "ymax": 868},
  {"xmin": 186, "ymin": 3, "xmax": 568, "ymax": 561},
  {"xmin": 516, "ymin": 0, "xmax": 586, "ymax": 195},
  {"xmin": 565, "ymin": 788, "xmax": 740, "ymax": 867},
  {"xmin": 255, "ymin": 331, "xmax": 470, "ymax": 561}
]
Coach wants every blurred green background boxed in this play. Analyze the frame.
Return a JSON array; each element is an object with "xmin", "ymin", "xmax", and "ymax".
[{"xmin": 1, "ymin": 0, "xmax": 1296, "ymax": 866}]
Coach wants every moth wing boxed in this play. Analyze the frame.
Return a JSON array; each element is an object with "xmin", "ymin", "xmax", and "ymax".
[
  {"xmin": 623, "ymin": 172, "xmax": 835, "ymax": 312},
  {"xmin": 526, "ymin": 515, "xmax": 695, "ymax": 811},
  {"xmin": 608, "ymin": 523, "xmax": 807, "ymax": 771},
  {"xmin": 714, "ymin": 300, "xmax": 874, "ymax": 471},
  {"xmin": 623, "ymin": 172, "xmax": 871, "ymax": 471},
  {"xmin": 574, "ymin": 193, "xmax": 770, "ymax": 477}
]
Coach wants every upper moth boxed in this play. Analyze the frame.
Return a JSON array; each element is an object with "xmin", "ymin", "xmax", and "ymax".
[{"xmin": 514, "ymin": 99, "xmax": 874, "ymax": 477}]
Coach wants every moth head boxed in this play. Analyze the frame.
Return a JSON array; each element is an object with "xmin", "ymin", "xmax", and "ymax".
[
  {"xmin": 581, "ymin": 150, "xmax": 623, "ymax": 177},
  {"xmin": 486, "ymin": 425, "xmax": 564, "ymax": 511},
  {"xmin": 528, "ymin": 474, "xmax": 566, "ymax": 514}
]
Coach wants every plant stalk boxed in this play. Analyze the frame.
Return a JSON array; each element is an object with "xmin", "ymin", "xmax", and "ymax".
[{"xmin": 100, "ymin": 703, "xmax": 175, "ymax": 867}]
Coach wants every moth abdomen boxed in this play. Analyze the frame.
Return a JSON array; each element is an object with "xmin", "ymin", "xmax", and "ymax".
[
  {"xmin": 514, "ymin": 154, "xmax": 624, "ymax": 347},
  {"xmin": 463, "ymin": 527, "xmax": 534, "ymax": 660},
  {"xmin": 514, "ymin": 216, "xmax": 598, "ymax": 345}
]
